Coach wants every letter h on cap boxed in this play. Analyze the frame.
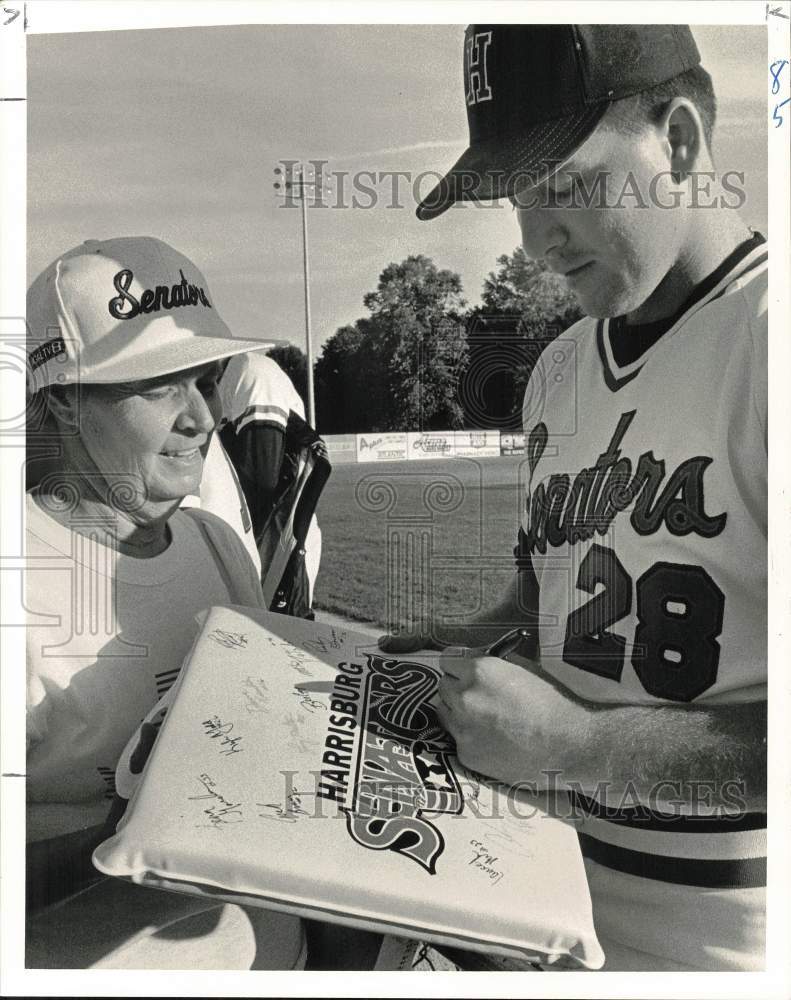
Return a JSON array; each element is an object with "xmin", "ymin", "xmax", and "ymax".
[{"xmin": 465, "ymin": 30, "xmax": 493, "ymax": 106}]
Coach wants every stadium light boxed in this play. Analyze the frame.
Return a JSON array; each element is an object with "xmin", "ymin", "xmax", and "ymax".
[{"xmin": 273, "ymin": 162, "xmax": 331, "ymax": 431}]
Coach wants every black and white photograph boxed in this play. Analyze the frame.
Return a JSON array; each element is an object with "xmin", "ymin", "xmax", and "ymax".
[{"xmin": 1, "ymin": 1, "xmax": 789, "ymax": 996}]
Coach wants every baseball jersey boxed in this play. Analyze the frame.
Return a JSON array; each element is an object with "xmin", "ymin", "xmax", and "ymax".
[
  {"xmin": 220, "ymin": 352, "xmax": 305, "ymax": 435},
  {"xmin": 518, "ymin": 234, "xmax": 767, "ymax": 970},
  {"xmin": 218, "ymin": 352, "xmax": 322, "ymax": 603},
  {"xmin": 25, "ymin": 496, "xmax": 264, "ymax": 842}
]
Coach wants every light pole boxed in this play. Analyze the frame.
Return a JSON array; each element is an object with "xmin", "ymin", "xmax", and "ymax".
[{"xmin": 273, "ymin": 162, "xmax": 326, "ymax": 430}]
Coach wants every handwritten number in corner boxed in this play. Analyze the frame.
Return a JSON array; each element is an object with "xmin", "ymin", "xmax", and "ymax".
[
  {"xmin": 770, "ymin": 59, "xmax": 790, "ymax": 127},
  {"xmin": 773, "ymin": 97, "xmax": 791, "ymax": 127},
  {"xmin": 770, "ymin": 59, "xmax": 789, "ymax": 95},
  {"xmin": 2, "ymin": 8, "xmax": 19, "ymax": 25}
]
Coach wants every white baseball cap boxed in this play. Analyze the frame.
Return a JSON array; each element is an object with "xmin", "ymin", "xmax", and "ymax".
[{"xmin": 26, "ymin": 236, "xmax": 277, "ymax": 393}]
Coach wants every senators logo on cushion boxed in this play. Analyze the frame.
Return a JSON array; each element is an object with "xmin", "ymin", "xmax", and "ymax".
[{"xmin": 316, "ymin": 654, "xmax": 463, "ymax": 874}]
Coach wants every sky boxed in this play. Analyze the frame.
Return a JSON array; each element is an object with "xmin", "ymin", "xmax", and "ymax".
[{"xmin": 27, "ymin": 23, "xmax": 768, "ymax": 354}]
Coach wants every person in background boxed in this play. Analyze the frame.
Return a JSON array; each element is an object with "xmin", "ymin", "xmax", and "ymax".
[
  {"xmin": 217, "ymin": 351, "xmax": 327, "ymax": 617},
  {"xmin": 25, "ymin": 236, "xmax": 306, "ymax": 970}
]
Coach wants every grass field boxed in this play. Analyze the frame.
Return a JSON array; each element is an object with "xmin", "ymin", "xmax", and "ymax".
[{"xmin": 312, "ymin": 456, "xmax": 529, "ymax": 631}]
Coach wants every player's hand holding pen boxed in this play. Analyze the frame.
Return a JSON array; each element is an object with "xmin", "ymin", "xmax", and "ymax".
[{"xmin": 380, "ymin": 627, "xmax": 593, "ymax": 790}]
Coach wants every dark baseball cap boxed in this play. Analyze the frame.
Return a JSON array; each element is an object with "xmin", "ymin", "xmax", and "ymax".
[{"xmin": 416, "ymin": 24, "xmax": 701, "ymax": 220}]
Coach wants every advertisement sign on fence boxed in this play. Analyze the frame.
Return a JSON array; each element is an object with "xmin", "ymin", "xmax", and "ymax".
[
  {"xmin": 330, "ymin": 430, "xmax": 520, "ymax": 462},
  {"xmin": 454, "ymin": 430, "xmax": 501, "ymax": 458},
  {"xmin": 323, "ymin": 434, "xmax": 358, "ymax": 465},
  {"xmin": 407, "ymin": 431, "xmax": 455, "ymax": 460},
  {"xmin": 500, "ymin": 432, "xmax": 526, "ymax": 456},
  {"xmin": 356, "ymin": 433, "xmax": 409, "ymax": 463}
]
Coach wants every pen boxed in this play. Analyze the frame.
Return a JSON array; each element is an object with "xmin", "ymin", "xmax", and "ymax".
[{"xmin": 484, "ymin": 627, "xmax": 540, "ymax": 664}]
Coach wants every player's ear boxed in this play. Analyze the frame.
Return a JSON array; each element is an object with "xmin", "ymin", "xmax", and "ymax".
[{"xmin": 661, "ymin": 98, "xmax": 704, "ymax": 182}]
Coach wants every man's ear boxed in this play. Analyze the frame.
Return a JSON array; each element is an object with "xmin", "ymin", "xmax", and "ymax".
[
  {"xmin": 661, "ymin": 98, "xmax": 704, "ymax": 182},
  {"xmin": 43, "ymin": 384, "xmax": 80, "ymax": 429}
]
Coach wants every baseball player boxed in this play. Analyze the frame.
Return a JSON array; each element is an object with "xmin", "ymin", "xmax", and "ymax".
[
  {"xmin": 387, "ymin": 25, "xmax": 767, "ymax": 971},
  {"xmin": 217, "ymin": 351, "xmax": 326, "ymax": 615}
]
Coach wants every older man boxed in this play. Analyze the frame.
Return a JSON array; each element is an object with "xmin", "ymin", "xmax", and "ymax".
[{"xmin": 25, "ymin": 236, "xmax": 305, "ymax": 969}]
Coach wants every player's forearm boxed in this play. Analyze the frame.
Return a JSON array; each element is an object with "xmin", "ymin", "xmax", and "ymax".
[{"xmin": 551, "ymin": 695, "xmax": 767, "ymax": 812}]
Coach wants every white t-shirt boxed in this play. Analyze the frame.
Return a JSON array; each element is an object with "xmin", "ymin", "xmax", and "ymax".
[{"xmin": 25, "ymin": 494, "xmax": 264, "ymax": 842}]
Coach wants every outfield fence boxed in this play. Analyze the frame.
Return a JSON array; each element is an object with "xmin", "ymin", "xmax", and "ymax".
[{"xmin": 323, "ymin": 430, "xmax": 526, "ymax": 465}]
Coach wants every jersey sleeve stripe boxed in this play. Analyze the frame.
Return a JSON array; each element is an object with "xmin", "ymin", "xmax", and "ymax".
[
  {"xmin": 578, "ymin": 813, "xmax": 766, "ymax": 861},
  {"xmin": 578, "ymin": 833, "xmax": 766, "ymax": 888},
  {"xmin": 231, "ymin": 404, "xmax": 289, "ymax": 434}
]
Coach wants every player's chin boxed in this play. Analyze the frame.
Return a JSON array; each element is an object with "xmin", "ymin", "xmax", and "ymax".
[{"xmin": 576, "ymin": 282, "xmax": 645, "ymax": 320}]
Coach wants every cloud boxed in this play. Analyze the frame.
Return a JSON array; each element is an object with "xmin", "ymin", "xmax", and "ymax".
[{"xmin": 325, "ymin": 140, "xmax": 464, "ymax": 165}]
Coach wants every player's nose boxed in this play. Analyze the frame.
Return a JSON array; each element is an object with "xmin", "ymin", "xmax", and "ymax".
[{"xmin": 516, "ymin": 207, "xmax": 569, "ymax": 262}]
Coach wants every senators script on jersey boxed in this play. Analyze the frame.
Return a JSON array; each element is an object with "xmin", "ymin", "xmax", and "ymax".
[{"xmin": 521, "ymin": 237, "xmax": 767, "ymax": 708}]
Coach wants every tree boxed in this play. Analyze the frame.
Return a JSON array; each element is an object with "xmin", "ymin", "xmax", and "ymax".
[
  {"xmin": 267, "ymin": 343, "xmax": 308, "ymax": 413},
  {"xmin": 362, "ymin": 256, "xmax": 468, "ymax": 431},
  {"xmin": 316, "ymin": 256, "xmax": 470, "ymax": 433},
  {"xmin": 461, "ymin": 247, "xmax": 584, "ymax": 429},
  {"xmin": 480, "ymin": 246, "xmax": 582, "ymax": 337},
  {"xmin": 315, "ymin": 322, "xmax": 380, "ymax": 433}
]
